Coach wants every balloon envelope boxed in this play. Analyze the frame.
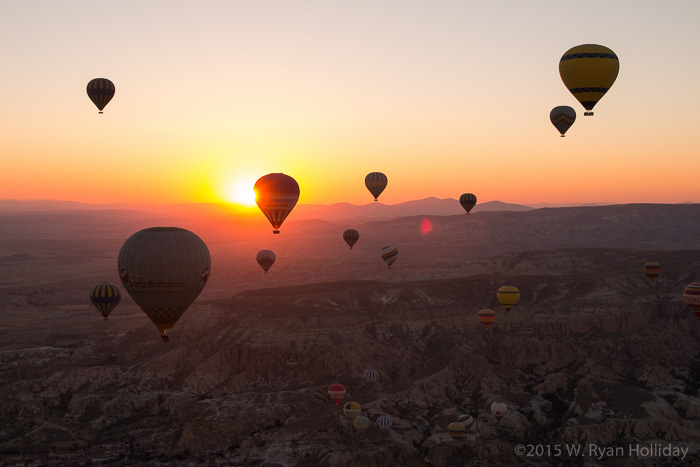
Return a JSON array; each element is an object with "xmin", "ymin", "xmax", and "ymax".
[
  {"xmin": 343, "ymin": 401, "xmax": 362, "ymax": 421},
  {"xmin": 363, "ymin": 369, "xmax": 379, "ymax": 381},
  {"xmin": 459, "ymin": 193, "xmax": 477, "ymax": 214},
  {"xmin": 457, "ymin": 414, "xmax": 474, "ymax": 429},
  {"xmin": 683, "ymin": 282, "xmax": 700, "ymax": 317},
  {"xmin": 254, "ymin": 173, "xmax": 300, "ymax": 234},
  {"xmin": 377, "ymin": 415, "xmax": 393, "ymax": 430},
  {"xmin": 497, "ymin": 286, "xmax": 520, "ymax": 311},
  {"xmin": 118, "ymin": 227, "xmax": 211, "ymax": 339},
  {"xmin": 643, "ymin": 262, "xmax": 661, "ymax": 283},
  {"xmin": 559, "ymin": 44, "xmax": 619, "ymax": 116},
  {"xmin": 447, "ymin": 422, "xmax": 465, "ymax": 441},
  {"xmin": 491, "ymin": 402, "xmax": 507, "ymax": 420},
  {"xmin": 328, "ymin": 383, "xmax": 346, "ymax": 404},
  {"xmin": 478, "ymin": 309, "xmax": 496, "ymax": 330},
  {"xmin": 353, "ymin": 415, "xmax": 371, "ymax": 432},
  {"xmin": 365, "ymin": 172, "xmax": 387, "ymax": 201},
  {"xmin": 381, "ymin": 246, "xmax": 398, "ymax": 268},
  {"xmin": 550, "ymin": 106, "xmax": 576, "ymax": 136},
  {"xmin": 343, "ymin": 229, "xmax": 360, "ymax": 249},
  {"xmin": 86, "ymin": 78, "xmax": 115, "ymax": 113},
  {"xmin": 90, "ymin": 282, "xmax": 121, "ymax": 319},
  {"xmin": 256, "ymin": 250, "xmax": 276, "ymax": 273}
]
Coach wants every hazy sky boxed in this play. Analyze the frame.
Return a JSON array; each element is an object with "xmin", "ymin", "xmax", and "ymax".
[{"xmin": 1, "ymin": 1, "xmax": 699, "ymax": 206}]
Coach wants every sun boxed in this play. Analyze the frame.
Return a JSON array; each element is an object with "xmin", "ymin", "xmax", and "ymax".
[{"xmin": 224, "ymin": 178, "xmax": 257, "ymax": 206}]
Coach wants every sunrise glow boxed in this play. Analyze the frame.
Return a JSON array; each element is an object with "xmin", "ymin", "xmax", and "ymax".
[{"xmin": 224, "ymin": 178, "xmax": 257, "ymax": 206}]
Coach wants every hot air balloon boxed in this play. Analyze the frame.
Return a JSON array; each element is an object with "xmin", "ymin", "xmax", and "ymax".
[
  {"xmin": 86, "ymin": 78, "xmax": 115, "ymax": 114},
  {"xmin": 559, "ymin": 44, "xmax": 619, "ymax": 116},
  {"xmin": 328, "ymin": 383, "xmax": 346, "ymax": 404},
  {"xmin": 286, "ymin": 357, "xmax": 298, "ymax": 369},
  {"xmin": 363, "ymin": 369, "xmax": 379, "ymax": 381},
  {"xmin": 381, "ymin": 246, "xmax": 398, "ymax": 268},
  {"xmin": 343, "ymin": 229, "xmax": 360, "ymax": 249},
  {"xmin": 256, "ymin": 250, "xmax": 276, "ymax": 274},
  {"xmin": 118, "ymin": 227, "xmax": 211, "ymax": 342},
  {"xmin": 491, "ymin": 402, "xmax": 507, "ymax": 420},
  {"xmin": 550, "ymin": 106, "xmax": 576, "ymax": 137},
  {"xmin": 478, "ymin": 309, "xmax": 496, "ymax": 330},
  {"xmin": 365, "ymin": 172, "xmax": 387, "ymax": 201},
  {"xmin": 343, "ymin": 401, "xmax": 362, "ymax": 421},
  {"xmin": 457, "ymin": 414, "xmax": 474, "ymax": 429},
  {"xmin": 643, "ymin": 262, "xmax": 661, "ymax": 283},
  {"xmin": 497, "ymin": 286, "xmax": 520, "ymax": 311},
  {"xmin": 90, "ymin": 282, "xmax": 121, "ymax": 320},
  {"xmin": 377, "ymin": 415, "xmax": 393, "ymax": 430},
  {"xmin": 683, "ymin": 283, "xmax": 700, "ymax": 318},
  {"xmin": 353, "ymin": 415, "xmax": 371, "ymax": 433},
  {"xmin": 254, "ymin": 173, "xmax": 300, "ymax": 234},
  {"xmin": 447, "ymin": 422, "xmax": 465, "ymax": 442},
  {"xmin": 459, "ymin": 193, "xmax": 477, "ymax": 215}
]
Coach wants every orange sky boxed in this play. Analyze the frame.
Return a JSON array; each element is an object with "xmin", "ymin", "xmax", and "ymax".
[{"xmin": 1, "ymin": 1, "xmax": 698, "ymax": 207}]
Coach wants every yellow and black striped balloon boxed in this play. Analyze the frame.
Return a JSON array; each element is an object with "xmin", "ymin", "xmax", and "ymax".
[
  {"xmin": 643, "ymin": 262, "xmax": 661, "ymax": 283},
  {"xmin": 86, "ymin": 78, "xmax": 115, "ymax": 113},
  {"xmin": 497, "ymin": 285, "xmax": 520, "ymax": 311},
  {"xmin": 559, "ymin": 44, "xmax": 619, "ymax": 116},
  {"xmin": 90, "ymin": 282, "xmax": 121, "ymax": 319}
]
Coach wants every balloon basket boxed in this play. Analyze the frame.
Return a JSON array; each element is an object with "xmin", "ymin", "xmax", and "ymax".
[
  {"xmin": 584, "ymin": 111, "xmax": 594, "ymax": 116},
  {"xmin": 273, "ymin": 230, "xmax": 280, "ymax": 234}
]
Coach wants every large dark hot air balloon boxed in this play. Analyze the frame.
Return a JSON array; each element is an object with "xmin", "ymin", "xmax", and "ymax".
[
  {"xmin": 254, "ymin": 173, "xmax": 300, "ymax": 234},
  {"xmin": 365, "ymin": 172, "xmax": 387, "ymax": 201},
  {"xmin": 256, "ymin": 250, "xmax": 276, "ymax": 274},
  {"xmin": 343, "ymin": 229, "xmax": 360, "ymax": 249},
  {"xmin": 90, "ymin": 282, "xmax": 121, "ymax": 320},
  {"xmin": 459, "ymin": 193, "xmax": 477, "ymax": 215},
  {"xmin": 118, "ymin": 227, "xmax": 211, "ymax": 342},
  {"xmin": 550, "ymin": 106, "xmax": 576, "ymax": 137},
  {"xmin": 559, "ymin": 44, "xmax": 619, "ymax": 116},
  {"xmin": 86, "ymin": 78, "xmax": 115, "ymax": 114}
]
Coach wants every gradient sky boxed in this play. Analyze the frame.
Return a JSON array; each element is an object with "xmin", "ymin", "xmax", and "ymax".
[{"xmin": 1, "ymin": 1, "xmax": 699, "ymax": 206}]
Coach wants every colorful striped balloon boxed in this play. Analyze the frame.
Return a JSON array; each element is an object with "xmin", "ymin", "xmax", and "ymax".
[
  {"xmin": 478, "ymin": 309, "xmax": 496, "ymax": 330},
  {"xmin": 459, "ymin": 193, "xmax": 477, "ymax": 215},
  {"xmin": 683, "ymin": 282, "xmax": 700, "ymax": 318},
  {"xmin": 497, "ymin": 286, "xmax": 520, "ymax": 311},
  {"xmin": 643, "ymin": 262, "xmax": 661, "ymax": 283},
  {"xmin": 457, "ymin": 413, "xmax": 474, "ymax": 429},
  {"xmin": 447, "ymin": 422, "xmax": 465, "ymax": 442},
  {"xmin": 381, "ymin": 246, "xmax": 398, "ymax": 268},
  {"xmin": 86, "ymin": 78, "xmax": 115, "ymax": 114},
  {"xmin": 365, "ymin": 172, "xmax": 388, "ymax": 201},
  {"xmin": 90, "ymin": 282, "xmax": 121, "ymax": 319}
]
